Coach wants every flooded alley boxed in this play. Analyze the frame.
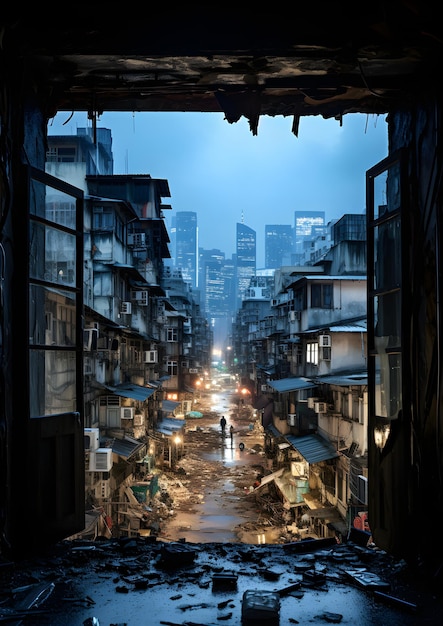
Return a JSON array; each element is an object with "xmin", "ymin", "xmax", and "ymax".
[{"xmin": 158, "ymin": 381, "xmax": 291, "ymax": 544}]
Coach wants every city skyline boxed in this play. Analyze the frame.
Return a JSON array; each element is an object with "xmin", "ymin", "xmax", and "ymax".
[{"xmin": 47, "ymin": 111, "xmax": 388, "ymax": 267}]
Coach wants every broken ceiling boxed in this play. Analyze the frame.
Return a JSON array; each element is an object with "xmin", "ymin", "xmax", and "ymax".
[{"xmin": 2, "ymin": 3, "xmax": 441, "ymax": 133}]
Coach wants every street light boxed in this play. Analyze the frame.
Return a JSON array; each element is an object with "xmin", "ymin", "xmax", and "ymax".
[{"xmin": 195, "ymin": 379, "xmax": 201, "ymax": 402}]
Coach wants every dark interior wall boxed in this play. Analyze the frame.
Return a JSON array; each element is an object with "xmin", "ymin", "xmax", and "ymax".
[{"xmin": 368, "ymin": 96, "xmax": 443, "ymax": 567}]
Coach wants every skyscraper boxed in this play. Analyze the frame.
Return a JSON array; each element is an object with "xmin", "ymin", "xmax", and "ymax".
[
  {"xmin": 236, "ymin": 222, "xmax": 256, "ymax": 306},
  {"xmin": 294, "ymin": 210, "xmax": 326, "ymax": 261},
  {"xmin": 175, "ymin": 211, "xmax": 198, "ymax": 288},
  {"xmin": 265, "ymin": 224, "xmax": 293, "ymax": 269}
]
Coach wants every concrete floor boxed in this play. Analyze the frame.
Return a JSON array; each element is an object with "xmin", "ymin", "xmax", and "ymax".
[
  {"xmin": 2, "ymin": 386, "xmax": 442, "ymax": 624},
  {"xmin": 2, "ymin": 535, "xmax": 442, "ymax": 625}
]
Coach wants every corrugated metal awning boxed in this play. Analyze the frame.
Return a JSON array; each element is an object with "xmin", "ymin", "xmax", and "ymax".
[
  {"xmin": 253, "ymin": 468, "xmax": 285, "ymax": 489},
  {"xmin": 106, "ymin": 383, "xmax": 156, "ymax": 401},
  {"xmin": 161, "ymin": 400, "xmax": 181, "ymax": 413},
  {"xmin": 314, "ymin": 372, "xmax": 367, "ymax": 386},
  {"xmin": 112, "ymin": 437, "xmax": 146, "ymax": 459},
  {"xmin": 268, "ymin": 377, "xmax": 316, "ymax": 393},
  {"xmin": 285, "ymin": 434, "xmax": 340, "ymax": 463},
  {"xmin": 155, "ymin": 416, "xmax": 186, "ymax": 436}
]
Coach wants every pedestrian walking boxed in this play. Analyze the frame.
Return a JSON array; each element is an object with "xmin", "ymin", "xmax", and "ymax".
[
  {"xmin": 220, "ymin": 415, "xmax": 226, "ymax": 435},
  {"xmin": 229, "ymin": 424, "xmax": 234, "ymax": 439}
]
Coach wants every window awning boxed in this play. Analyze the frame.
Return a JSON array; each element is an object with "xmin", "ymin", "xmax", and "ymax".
[
  {"xmin": 285, "ymin": 434, "xmax": 340, "ymax": 464},
  {"xmin": 161, "ymin": 400, "xmax": 181, "ymax": 413},
  {"xmin": 106, "ymin": 383, "xmax": 156, "ymax": 401},
  {"xmin": 314, "ymin": 371, "xmax": 367, "ymax": 386},
  {"xmin": 268, "ymin": 377, "xmax": 316, "ymax": 393},
  {"xmin": 112, "ymin": 437, "xmax": 146, "ymax": 460},
  {"xmin": 155, "ymin": 416, "xmax": 185, "ymax": 436},
  {"xmin": 253, "ymin": 468, "xmax": 285, "ymax": 489}
]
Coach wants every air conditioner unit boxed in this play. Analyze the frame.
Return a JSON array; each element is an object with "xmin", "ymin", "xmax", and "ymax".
[
  {"xmin": 314, "ymin": 401, "xmax": 327, "ymax": 413},
  {"xmin": 131, "ymin": 290, "xmax": 149, "ymax": 306},
  {"xmin": 189, "ymin": 368, "xmax": 198, "ymax": 373},
  {"xmin": 84, "ymin": 427, "xmax": 100, "ymax": 451},
  {"xmin": 144, "ymin": 350, "xmax": 158, "ymax": 363},
  {"xmin": 133, "ymin": 412, "xmax": 144, "ymax": 426},
  {"xmin": 95, "ymin": 479, "xmax": 111, "ymax": 499},
  {"xmin": 288, "ymin": 310, "xmax": 300, "ymax": 322},
  {"xmin": 287, "ymin": 413, "xmax": 297, "ymax": 426},
  {"xmin": 121, "ymin": 407, "xmax": 134, "ymax": 419},
  {"xmin": 121, "ymin": 301, "xmax": 132, "ymax": 314},
  {"xmin": 357, "ymin": 475, "xmax": 368, "ymax": 505},
  {"xmin": 128, "ymin": 232, "xmax": 146, "ymax": 247},
  {"xmin": 319, "ymin": 334, "xmax": 331, "ymax": 347},
  {"xmin": 83, "ymin": 328, "xmax": 98, "ymax": 351},
  {"xmin": 157, "ymin": 316, "xmax": 167, "ymax": 324},
  {"xmin": 88, "ymin": 448, "xmax": 113, "ymax": 472},
  {"xmin": 261, "ymin": 384, "xmax": 268, "ymax": 392},
  {"xmin": 182, "ymin": 400, "xmax": 193, "ymax": 413},
  {"xmin": 307, "ymin": 397, "xmax": 318, "ymax": 409}
]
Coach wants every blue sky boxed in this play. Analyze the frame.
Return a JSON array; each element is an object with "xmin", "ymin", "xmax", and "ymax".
[{"xmin": 48, "ymin": 111, "xmax": 388, "ymax": 267}]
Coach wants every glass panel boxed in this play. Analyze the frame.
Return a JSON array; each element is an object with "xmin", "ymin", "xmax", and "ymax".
[
  {"xmin": 30, "ymin": 178, "xmax": 76, "ymax": 228},
  {"xmin": 373, "ymin": 160, "xmax": 401, "ymax": 219},
  {"xmin": 373, "ymin": 218, "xmax": 401, "ymax": 291},
  {"xmin": 29, "ymin": 349, "xmax": 77, "ymax": 417},
  {"xmin": 374, "ymin": 353, "xmax": 402, "ymax": 420},
  {"xmin": 29, "ymin": 285, "xmax": 76, "ymax": 346},
  {"xmin": 374, "ymin": 293, "xmax": 401, "ymax": 349},
  {"xmin": 29, "ymin": 221, "xmax": 76, "ymax": 286},
  {"xmin": 28, "ymin": 168, "xmax": 82, "ymax": 421}
]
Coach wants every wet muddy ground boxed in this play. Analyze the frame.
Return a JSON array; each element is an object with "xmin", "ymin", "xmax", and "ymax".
[{"xmin": 157, "ymin": 388, "xmax": 294, "ymax": 545}]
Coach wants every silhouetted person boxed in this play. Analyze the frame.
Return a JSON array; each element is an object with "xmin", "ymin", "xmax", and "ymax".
[{"xmin": 220, "ymin": 415, "xmax": 226, "ymax": 435}]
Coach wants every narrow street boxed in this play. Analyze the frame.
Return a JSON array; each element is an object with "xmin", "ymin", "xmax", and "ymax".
[{"xmin": 157, "ymin": 383, "xmax": 292, "ymax": 544}]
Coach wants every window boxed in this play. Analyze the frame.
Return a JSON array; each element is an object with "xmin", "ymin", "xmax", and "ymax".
[
  {"xmin": 167, "ymin": 328, "xmax": 178, "ymax": 342},
  {"xmin": 167, "ymin": 360, "xmax": 178, "ymax": 376},
  {"xmin": 46, "ymin": 146, "xmax": 77, "ymax": 162},
  {"xmin": 367, "ymin": 151, "xmax": 403, "ymax": 450},
  {"xmin": 28, "ymin": 167, "xmax": 83, "ymax": 417},
  {"xmin": 93, "ymin": 207, "xmax": 114, "ymax": 230},
  {"xmin": 311, "ymin": 283, "xmax": 333, "ymax": 308},
  {"xmin": 320, "ymin": 346, "xmax": 331, "ymax": 361},
  {"xmin": 306, "ymin": 342, "xmax": 318, "ymax": 365}
]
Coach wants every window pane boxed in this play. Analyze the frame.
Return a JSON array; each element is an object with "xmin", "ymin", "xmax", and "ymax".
[
  {"xmin": 374, "ymin": 293, "xmax": 401, "ymax": 349},
  {"xmin": 29, "ymin": 221, "xmax": 76, "ymax": 287},
  {"xmin": 311, "ymin": 284, "xmax": 321, "ymax": 307},
  {"xmin": 30, "ymin": 179, "xmax": 76, "ymax": 228},
  {"xmin": 29, "ymin": 285, "xmax": 76, "ymax": 346},
  {"xmin": 323, "ymin": 284, "xmax": 332, "ymax": 308},
  {"xmin": 373, "ymin": 218, "xmax": 401, "ymax": 291},
  {"xmin": 374, "ymin": 353, "xmax": 402, "ymax": 420},
  {"xmin": 30, "ymin": 350, "xmax": 77, "ymax": 417},
  {"xmin": 373, "ymin": 161, "xmax": 401, "ymax": 220}
]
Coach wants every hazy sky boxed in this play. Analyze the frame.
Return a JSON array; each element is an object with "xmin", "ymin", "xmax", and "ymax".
[{"xmin": 48, "ymin": 111, "xmax": 388, "ymax": 267}]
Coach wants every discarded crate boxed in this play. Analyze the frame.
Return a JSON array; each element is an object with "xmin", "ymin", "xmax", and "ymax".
[
  {"xmin": 302, "ymin": 569, "xmax": 326, "ymax": 586},
  {"xmin": 241, "ymin": 589, "xmax": 280, "ymax": 624},
  {"xmin": 212, "ymin": 571, "xmax": 238, "ymax": 590},
  {"xmin": 158, "ymin": 542, "xmax": 196, "ymax": 567}
]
